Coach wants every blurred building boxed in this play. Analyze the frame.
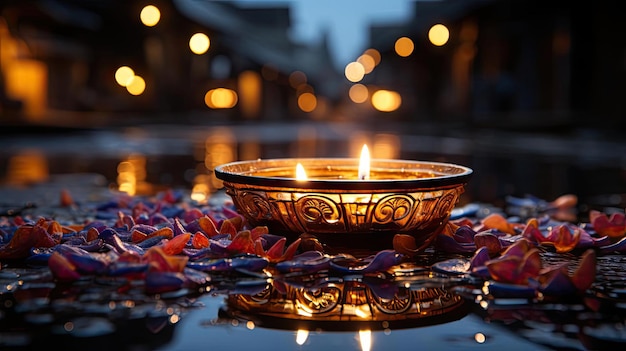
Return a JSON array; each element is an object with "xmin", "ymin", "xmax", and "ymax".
[
  {"xmin": 365, "ymin": 0, "xmax": 626, "ymax": 132},
  {"xmin": 0, "ymin": 0, "xmax": 340, "ymax": 127}
]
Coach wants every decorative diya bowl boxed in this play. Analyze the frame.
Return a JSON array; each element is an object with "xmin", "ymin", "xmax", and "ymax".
[{"xmin": 214, "ymin": 158, "xmax": 473, "ymax": 251}]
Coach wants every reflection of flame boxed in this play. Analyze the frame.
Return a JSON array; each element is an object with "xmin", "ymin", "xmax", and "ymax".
[
  {"xmin": 295, "ymin": 329, "xmax": 309, "ymax": 345},
  {"xmin": 359, "ymin": 330, "xmax": 372, "ymax": 351}
]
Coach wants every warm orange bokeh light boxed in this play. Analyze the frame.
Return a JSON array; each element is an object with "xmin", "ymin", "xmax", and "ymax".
[
  {"xmin": 349, "ymin": 84, "xmax": 368, "ymax": 103},
  {"xmin": 371, "ymin": 90, "xmax": 401, "ymax": 112},
  {"xmin": 126, "ymin": 75, "xmax": 146, "ymax": 95},
  {"xmin": 115, "ymin": 66, "xmax": 135, "ymax": 86},
  {"xmin": 140, "ymin": 5, "xmax": 160, "ymax": 27},
  {"xmin": 395, "ymin": 37, "xmax": 414, "ymax": 57},
  {"xmin": 189, "ymin": 33, "xmax": 210, "ymax": 54},
  {"xmin": 298, "ymin": 92, "xmax": 317, "ymax": 112},
  {"xmin": 429, "ymin": 24, "xmax": 450, "ymax": 46},
  {"xmin": 205, "ymin": 88, "xmax": 238, "ymax": 109},
  {"xmin": 345, "ymin": 62, "xmax": 365, "ymax": 82}
]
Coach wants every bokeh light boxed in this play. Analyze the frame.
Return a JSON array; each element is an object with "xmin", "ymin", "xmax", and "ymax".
[
  {"xmin": 395, "ymin": 37, "xmax": 414, "ymax": 57},
  {"xmin": 205, "ymin": 88, "xmax": 238, "ymax": 109},
  {"xmin": 115, "ymin": 66, "xmax": 134, "ymax": 87},
  {"xmin": 428, "ymin": 24, "xmax": 450, "ymax": 46},
  {"xmin": 189, "ymin": 33, "xmax": 210, "ymax": 55},
  {"xmin": 298, "ymin": 92, "xmax": 317, "ymax": 112},
  {"xmin": 126, "ymin": 75, "xmax": 146, "ymax": 95},
  {"xmin": 345, "ymin": 61, "xmax": 365, "ymax": 82},
  {"xmin": 140, "ymin": 5, "xmax": 160, "ymax": 27},
  {"xmin": 349, "ymin": 84, "xmax": 368, "ymax": 103},
  {"xmin": 371, "ymin": 89, "xmax": 401, "ymax": 112}
]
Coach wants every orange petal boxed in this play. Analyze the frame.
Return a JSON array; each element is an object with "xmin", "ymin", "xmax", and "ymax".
[
  {"xmin": 131, "ymin": 229, "xmax": 149, "ymax": 243},
  {"xmin": 265, "ymin": 237, "xmax": 287, "ymax": 260},
  {"xmin": 550, "ymin": 224, "xmax": 580, "ymax": 253},
  {"xmin": 192, "ymin": 231, "xmax": 209, "ymax": 249},
  {"xmin": 279, "ymin": 238, "xmax": 302, "ymax": 262},
  {"xmin": 521, "ymin": 218, "xmax": 545, "ymax": 243},
  {"xmin": 250, "ymin": 226, "xmax": 269, "ymax": 240},
  {"xmin": 486, "ymin": 255, "xmax": 522, "ymax": 284},
  {"xmin": 162, "ymin": 233, "xmax": 191, "ymax": 255},
  {"xmin": 198, "ymin": 216, "xmax": 219, "ymax": 237},
  {"xmin": 227, "ymin": 230, "xmax": 255, "ymax": 254},
  {"xmin": 518, "ymin": 248, "xmax": 542, "ymax": 283},
  {"xmin": 48, "ymin": 251, "xmax": 81, "ymax": 282},
  {"xmin": 219, "ymin": 219, "xmax": 238, "ymax": 237},
  {"xmin": 482, "ymin": 213, "xmax": 520, "ymax": 234},
  {"xmin": 87, "ymin": 227, "xmax": 100, "ymax": 242},
  {"xmin": 571, "ymin": 249, "xmax": 596, "ymax": 291},
  {"xmin": 148, "ymin": 227, "xmax": 174, "ymax": 240},
  {"xmin": 473, "ymin": 232, "xmax": 502, "ymax": 256},
  {"xmin": 500, "ymin": 238, "xmax": 531, "ymax": 258},
  {"xmin": 144, "ymin": 246, "xmax": 188, "ymax": 272}
]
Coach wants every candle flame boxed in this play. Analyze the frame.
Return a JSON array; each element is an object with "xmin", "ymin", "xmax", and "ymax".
[
  {"xmin": 358, "ymin": 144, "xmax": 370, "ymax": 180},
  {"xmin": 296, "ymin": 162, "xmax": 308, "ymax": 180}
]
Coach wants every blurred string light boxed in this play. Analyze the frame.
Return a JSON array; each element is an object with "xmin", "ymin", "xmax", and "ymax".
[
  {"xmin": 345, "ymin": 61, "xmax": 365, "ymax": 82},
  {"xmin": 298, "ymin": 92, "xmax": 317, "ymax": 112},
  {"xmin": 126, "ymin": 76, "xmax": 146, "ymax": 95},
  {"xmin": 349, "ymin": 83, "xmax": 368, "ymax": 103},
  {"xmin": 189, "ymin": 33, "xmax": 210, "ymax": 55},
  {"xmin": 357, "ymin": 54, "xmax": 376, "ymax": 74},
  {"xmin": 363, "ymin": 48, "xmax": 381, "ymax": 66},
  {"xmin": 428, "ymin": 24, "xmax": 450, "ymax": 46},
  {"xmin": 204, "ymin": 88, "xmax": 237, "ymax": 108},
  {"xmin": 371, "ymin": 89, "xmax": 401, "ymax": 112},
  {"xmin": 289, "ymin": 70, "xmax": 307, "ymax": 88},
  {"xmin": 394, "ymin": 36, "xmax": 414, "ymax": 57},
  {"xmin": 140, "ymin": 5, "xmax": 160, "ymax": 27},
  {"xmin": 114, "ymin": 66, "xmax": 146, "ymax": 95}
]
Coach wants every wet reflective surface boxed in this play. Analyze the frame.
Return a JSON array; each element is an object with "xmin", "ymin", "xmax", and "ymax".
[
  {"xmin": 2, "ymin": 249, "xmax": 626, "ymax": 350},
  {"xmin": 0, "ymin": 177, "xmax": 625, "ymax": 351}
]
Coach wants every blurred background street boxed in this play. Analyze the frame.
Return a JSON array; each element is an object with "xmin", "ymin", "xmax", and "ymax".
[{"xmin": 1, "ymin": 0, "xmax": 625, "ymax": 210}]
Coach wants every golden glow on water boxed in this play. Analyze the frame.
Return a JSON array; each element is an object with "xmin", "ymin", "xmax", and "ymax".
[
  {"xmin": 6, "ymin": 150, "xmax": 49, "ymax": 185},
  {"xmin": 238, "ymin": 70, "xmax": 262, "ymax": 118},
  {"xmin": 117, "ymin": 154, "xmax": 147, "ymax": 195},
  {"xmin": 359, "ymin": 330, "xmax": 372, "ymax": 351},
  {"xmin": 295, "ymin": 329, "xmax": 309, "ymax": 345},
  {"xmin": 140, "ymin": 5, "xmax": 160, "ymax": 27},
  {"xmin": 205, "ymin": 88, "xmax": 238, "ymax": 108},
  {"xmin": 349, "ymin": 84, "xmax": 368, "ymax": 103},
  {"xmin": 297, "ymin": 92, "xmax": 317, "ymax": 112},
  {"xmin": 345, "ymin": 61, "xmax": 365, "ymax": 82},
  {"xmin": 429, "ymin": 24, "xmax": 450, "ymax": 46},
  {"xmin": 189, "ymin": 33, "xmax": 210, "ymax": 54},
  {"xmin": 371, "ymin": 90, "xmax": 401, "ymax": 112},
  {"xmin": 394, "ymin": 36, "xmax": 414, "ymax": 57}
]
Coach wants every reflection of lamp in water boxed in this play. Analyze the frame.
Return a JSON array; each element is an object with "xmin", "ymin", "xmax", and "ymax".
[{"xmin": 222, "ymin": 278, "xmax": 467, "ymax": 333}]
